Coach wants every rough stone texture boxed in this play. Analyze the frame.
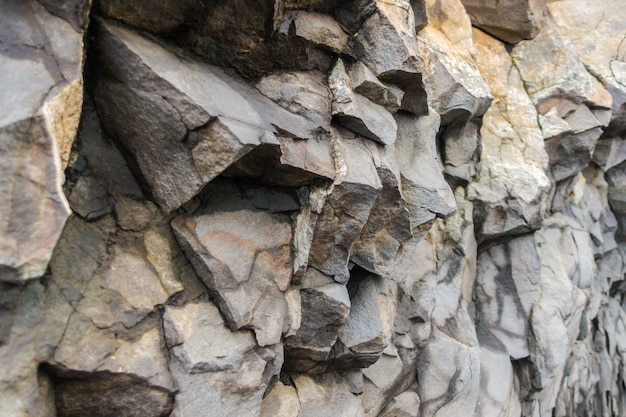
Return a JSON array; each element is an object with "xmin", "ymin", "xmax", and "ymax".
[
  {"xmin": 4, "ymin": 1, "xmax": 626, "ymax": 417},
  {"xmin": 469, "ymin": 28, "xmax": 551, "ymax": 242},
  {"xmin": 0, "ymin": 0, "xmax": 84, "ymax": 282},
  {"xmin": 460, "ymin": 0, "xmax": 547, "ymax": 44}
]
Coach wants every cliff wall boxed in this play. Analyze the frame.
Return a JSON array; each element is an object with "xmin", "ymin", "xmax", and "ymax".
[{"xmin": 2, "ymin": 0, "xmax": 626, "ymax": 416}]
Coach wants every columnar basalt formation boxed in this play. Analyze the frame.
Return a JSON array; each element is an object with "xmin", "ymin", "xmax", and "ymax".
[{"xmin": 2, "ymin": 0, "xmax": 626, "ymax": 416}]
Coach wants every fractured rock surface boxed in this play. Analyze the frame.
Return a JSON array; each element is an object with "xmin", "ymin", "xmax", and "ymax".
[{"xmin": 3, "ymin": 1, "xmax": 626, "ymax": 417}]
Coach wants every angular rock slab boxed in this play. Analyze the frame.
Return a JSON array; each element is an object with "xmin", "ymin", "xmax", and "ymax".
[
  {"xmin": 469, "ymin": 28, "xmax": 550, "ymax": 241},
  {"xmin": 164, "ymin": 301, "xmax": 282, "ymax": 417},
  {"xmin": 350, "ymin": 141, "xmax": 412, "ymax": 278},
  {"xmin": 460, "ymin": 0, "xmax": 547, "ymax": 44},
  {"xmin": 329, "ymin": 59, "xmax": 398, "ymax": 145},
  {"xmin": 418, "ymin": 0, "xmax": 492, "ymax": 125},
  {"xmin": 355, "ymin": 0, "xmax": 428, "ymax": 114},
  {"xmin": 394, "ymin": 111, "xmax": 456, "ymax": 229},
  {"xmin": 171, "ymin": 181, "xmax": 294, "ymax": 346},
  {"xmin": 307, "ymin": 131, "xmax": 382, "ymax": 282},
  {"xmin": 91, "ymin": 18, "xmax": 318, "ymax": 213},
  {"xmin": 0, "ymin": 0, "xmax": 85, "ymax": 282},
  {"xmin": 512, "ymin": 18, "xmax": 613, "ymax": 182},
  {"xmin": 549, "ymin": 0, "xmax": 626, "ymax": 137},
  {"xmin": 292, "ymin": 373, "xmax": 366, "ymax": 417},
  {"xmin": 284, "ymin": 276, "xmax": 351, "ymax": 372}
]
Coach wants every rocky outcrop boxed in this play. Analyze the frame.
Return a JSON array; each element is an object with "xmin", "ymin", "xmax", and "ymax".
[{"xmin": 2, "ymin": 0, "xmax": 626, "ymax": 416}]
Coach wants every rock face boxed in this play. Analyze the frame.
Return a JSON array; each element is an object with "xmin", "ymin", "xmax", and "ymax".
[{"xmin": 2, "ymin": 1, "xmax": 626, "ymax": 417}]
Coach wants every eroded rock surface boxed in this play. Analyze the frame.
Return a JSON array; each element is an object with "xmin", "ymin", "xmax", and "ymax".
[{"xmin": 3, "ymin": 1, "xmax": 626, "ymax": 417}]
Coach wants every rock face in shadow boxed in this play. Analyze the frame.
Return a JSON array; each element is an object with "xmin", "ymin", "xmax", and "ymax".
[{"xmin": 3, "ymin": 1, "xmax": 626, "ymax": 417}]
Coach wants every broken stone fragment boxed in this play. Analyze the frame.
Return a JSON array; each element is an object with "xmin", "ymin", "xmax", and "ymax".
[
  {"xmin": 279, "ymin": 11, "xmax": 350, "ymax": 55},
  {"xmin": 394, "ymin": 111, "xmax": 456, "ymax": 230},
  {"xmin": 171, "ymin": 180, "xmax": 295, "ymax": 347},
  {"xmin": 0, "ymin": 0, "xmax": 85, "ymax": 282},
  {"xmin": 163, "ymin": 300, "xmax": 282, "ymax": 417},
  {"xmin": 91, "ymin": 18, "xmax": 318, "ymax": 213},
  {"xmin": 460, "ymin": 0, "xmax": 547, "ymax": 44},
  {"xmin": 512, "ymin": 18, "xmax": 612, "ymax": 181},
  {"xmin": 256, "ymin": 71, "xmax": 332, "ymax": 130},
  {"xmin": 329, "ymin": 59, "xmax": 398, "ymax": 145},
  {"xmin": 350, "ymin": 142, "xmax": 412, "ymax": 277},
  {"xmin": 348, "ymin": 61, "xmax": 405, "ymax": 113},
  {"xmin": 355, "ymin": 0, "xmax": 428, "ymax": 114},
  {"xmin": 593, "ymin": 137, "xmax": 626, "ymax": 172},
  {"xmin": 307, "ymin": 130, "xmax": 382, "ymax": 282},
  {"xmin": 284, "ymin": 269, "xmax": 351, "ymax": 372},
  {"xmin": 469, "ymin": 28, "xmax": 550, "ymax": 241},
  {"xmin": 548, "ymin": 0, "xmax": 626, "ymax": 137}
]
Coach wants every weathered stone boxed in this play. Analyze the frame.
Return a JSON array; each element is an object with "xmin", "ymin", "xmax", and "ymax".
[
  {"xmin": 340, "ymin": 274, "xmax": 393, "ymax": 358},
  {"xmin": 95, "ymin": 0, "xmax": 206, "ymax": 35},
  {"xmin": 607, "ymin": 161, "xmax": 626, "ymax": 236},
  {"xmin": 280, "ymin": 11, "xmax": 349, "ymax": 55},
  {"xmin": 378, "ymin": 390, "xmax": 421, "ymax": 417},
  {"xmin": 171, "ymin": 180, "xmax": 294, "ymax": 347},
  {"xmin": 355, "ymin": 0, "xmax": 428, "ymax": 114},
  {"xmin": 469, "ymin": 28, "xmax": 550, "ymax": 241},
  {"xmin": 334, "ymin": 0, "xmax": 377, "ymax": 34},
  {"xmin": 475, "ymin": 234, "xmax": 542, "ymax": 359},
  {"xmin": 418, "ymin": 0, "xmax": 492, "ymax": 125},
  {"xmin": 350, "ymin": 142, "xmax": 412, "ymax": 277},
  {"xmin": 594, "ymin": 137, "xmax": 626, "ymax": 172},
  {"xmin": 460, "ymin": 0, "xmax": 547, "ymax": 44},
  {"xmin": 284, "ymin": 0, "xmax": 341, "ymax": 12},
  {"xmin": 0, "ymin": 0, "xmax": 86, "ymax": 282},
  {"xmin": 417, "ymin": 328, "xmax": 480, "ymax": 417},
  {"xmin": 349, "ymin": 62, "xmax": 404, "ymax": 113},
  {"xmin": 260, "ymin": 382, "xmax": 301, "ymax": 417},
  {"xmin": 256, "ymin": 71, "xmax": 332, "ymax": 130},
  {"xmin": 329, "ymin": 59, "xmax": 398, "ymax": 145},
  {"xmin": 292, "ymin": 373, "xmax": 365, "ymax": 417},
  {"xmin": 511, "ymin": 18, "xmax": 612, "ymax": 181},
  {"xmin": 284, "ymin": 270, "xmax": 351, "ymax": 372},
  {"xmin": 442, "ymin": 120, "xmax": 481, "ymax": 181},
  {"xmin": 307, "ymin": 131, "xmax": 382, "ymax": 282},
  {"xmin": 164, "ymin": 301, "xmax": 282, "ymax": 417},
  {"xmin": 52, "ymin": 371, "xmax": 173, "ymax": 417},
  {"xmin": 394, "ymin": 111, "xmax": 456, "ymax": 229},
  {"xmin": 548, "ymin": 0, "xmax": 626, "ymax": 137},
  {"xmin": 91, "ymin": 18, "xmax": 317, "ymax": 213}
]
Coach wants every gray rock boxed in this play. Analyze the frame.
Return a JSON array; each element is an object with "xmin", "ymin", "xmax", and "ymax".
[
  {"xmin": 307, "ymin": 131, "xmax": 382, "ymax": 282},
  {"xmin": 91, "ymin": 18, "xmax": 317, "ymax": 213},
  {"xmin": 460, "ymin": 0, "xmax": 547, "ymax": 43},
  {"xmin": 593, "ymin": 137, "xmax": 626, "ymax": 172},
  {"xmin": 349, "ymin": 62, "xmax": 405, "ymax": 113},
  {"xmin": 350, "ymin": 142, "xmax": 412, "ymax": 277},
  {"xmin": 475, "ymin": 234, "xmax": 542, "ymax": 359},
  {"xmin": 171, "ymin": 180, "xmax": 294, "ymax": 347},
  {"xmin": 280, "ymin": 11, "xmax": 349, "ymax": 55},
  {"xmin": 95, "ymin": 0, "xmax": 206, "ymax": 35},
  {"xmin": 284, "ymin": 271, "xmax": 351, "ymax": 372},
  {"xmin": 0, "ymin": 0, "xmax": 86, "ymax": 282},
  {"xmin": 469, "ymin": 28, "xmax": 551, "ymax": 242},
  {"xmin": 260, "ymin": 382, "xmax": 301, "ymax": 417},
  {"xmin": 395, "ymin": 111, "xmax": 456, "ymax": 229},
  {"xmin": 164, "ymin": 301, "xmax": 282, "ymax": 417},
  {"xmin": 378, "ymin": 390, "xmax": 421, "ymax": 417},
  {"xmin": 292, "ymin": 373, "xmax": 366, "ymax": 417},
  {"xmin": 355, "ymin": 0, "xmax": 427, "ymax": 114},
  {"xmin": 256, "ymin": 71, "xmax": 332, "ymax": 130},
  {"xmin": 548, "ymin": 0, "xmax": 626, "ymax": 137},
  {"xmin": 329, "ymin": 59, "xmax": 398, "ymax": 145},
  {"xmin": 417, "ymin": 328, "xmax": 480, "ymax": 417}
]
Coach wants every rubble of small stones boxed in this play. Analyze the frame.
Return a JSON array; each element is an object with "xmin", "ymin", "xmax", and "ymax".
[{"xmin": 1, "ymin": 0, "xmax": 626, "ymax": 416}]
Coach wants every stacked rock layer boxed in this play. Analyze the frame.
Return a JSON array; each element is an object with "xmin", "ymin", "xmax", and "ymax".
[{"xmin": 2, "ymin": 0, "xmax": 626, "ymax": 416}]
